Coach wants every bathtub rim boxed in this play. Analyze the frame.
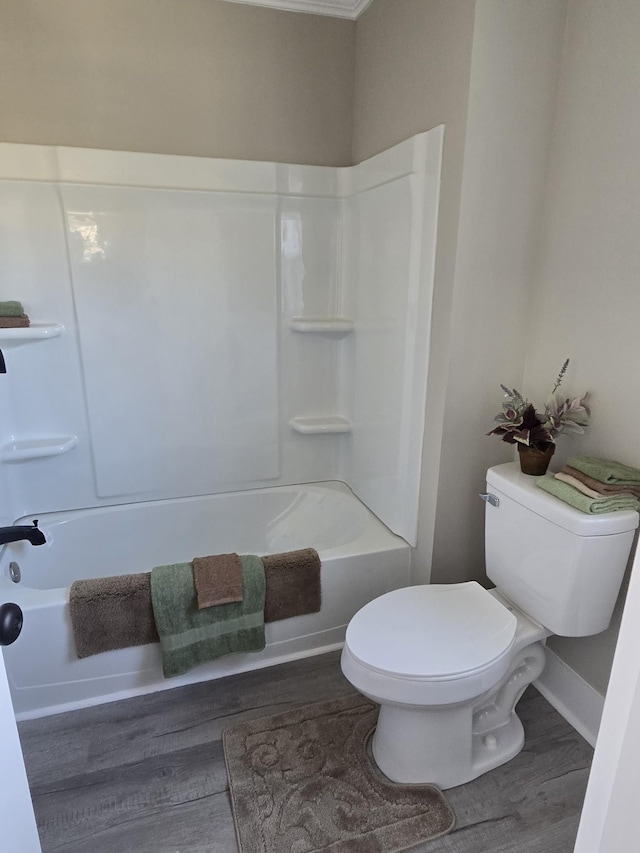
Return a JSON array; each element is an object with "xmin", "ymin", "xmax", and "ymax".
[{"xmin": 0, "ymin": 479, "xmax": 409, "ymax": 601}]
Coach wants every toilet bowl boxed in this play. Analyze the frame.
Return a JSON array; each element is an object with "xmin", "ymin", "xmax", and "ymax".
[
  {"xmin": 341, "ymin": 582, "xmax": 548, "ymax": 788},
  {"xmin": 341, "ymin": 463, "xmax": 639, "ymax": 789}
]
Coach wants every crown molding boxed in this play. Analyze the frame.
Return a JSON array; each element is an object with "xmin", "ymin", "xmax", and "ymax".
[{"xmin": 220, "ymin": 0, "xmax": 372, "ymax": 20}]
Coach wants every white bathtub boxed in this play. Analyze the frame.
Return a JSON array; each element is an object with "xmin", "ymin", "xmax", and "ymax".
[{"xmin": 0, "ymin": 482, "xmax": 410, "ymax": 719}]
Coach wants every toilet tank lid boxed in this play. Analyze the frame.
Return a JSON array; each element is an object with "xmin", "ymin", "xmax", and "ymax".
[{"xmin": 487, "ymin": 463, "xmax": 640, "ymax": 536}]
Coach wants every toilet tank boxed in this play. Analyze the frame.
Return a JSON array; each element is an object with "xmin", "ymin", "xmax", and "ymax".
[{"xmin": 484, "ymin": 463, "xmax": 639, "ymax": 636}]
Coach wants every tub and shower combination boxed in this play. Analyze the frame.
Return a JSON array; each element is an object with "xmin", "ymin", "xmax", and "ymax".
[
  {"xmin": 1, "ymin": 483, "xmax": 409, "ymax": 718},
  {"xmin": 0, "ymin": 128, "xmax": 442, "ymax": 719}
]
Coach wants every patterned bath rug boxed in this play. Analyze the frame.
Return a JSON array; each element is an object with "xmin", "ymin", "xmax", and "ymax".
[{"xmin": 223, "ymin": 694, "xmax": 455, "ymax": 853}]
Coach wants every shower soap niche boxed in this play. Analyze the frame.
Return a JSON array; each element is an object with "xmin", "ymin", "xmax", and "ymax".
[
  {"xmin": 0, "ymin": 323, "xmax": 63, "ymax": 347},
  {"xmin": 290, "ymin": 318, "xmax": 354, "ymax": 336},
  {"xmin": 289, "ymin": 416, "xmax": 352, "ymax": 435},
  {"xmin": 0, "ymin": 436, "xmax": 78, "ymax": 462}
]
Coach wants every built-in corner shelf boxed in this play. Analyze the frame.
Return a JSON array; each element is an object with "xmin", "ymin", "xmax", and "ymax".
[
  {"xmin": 0, "ymin": 436, "xmax": 78, "ymax": 463},
  {"xmin": 0, "ymin": 323, "xmax": 63, "ymax": 347},
  {"xmin": 289, "ymin": 416, "xmax": 352, "ymax": 435},
  {"xmin": 290, "ymin": 318, "xmax": 354, "ymax": 335}
]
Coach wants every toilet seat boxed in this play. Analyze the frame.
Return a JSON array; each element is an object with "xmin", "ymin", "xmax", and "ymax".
[{"xmin": 342, "ymin": 582, "xmax": 518, "ymax": 706}]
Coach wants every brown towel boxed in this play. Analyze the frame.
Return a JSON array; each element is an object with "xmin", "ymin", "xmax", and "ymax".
[
  {"xmin": 263, "ymin": 548, "xmax": 321, "ymax": 623},
  {"xmin": 193, "ymin": 552, "xmax": 243, "ymax": 608},
  {"xmin": 69, "ymin": 572, "xmax": 159, "ymax": 659},
  {"xmin": 0, "ymin": 314, "xmax": 30, "ymax": 328},
  {"xmin": 563, "ymin": 466, "xmax": 640, "ymax": 498},
  {"xmin": 554, "ymin": 472, "xmax": 609, "ymax": 499}
]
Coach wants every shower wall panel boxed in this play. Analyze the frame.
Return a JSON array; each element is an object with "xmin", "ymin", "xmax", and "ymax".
[
  {"xmin": 0, "ymin": 179, "xmax": 96, "ymax": 519},
  {"xmin": 62, "ymin": 185, "xmax": 279, "ymax": 498},
  {"xmin": 347, "ymin": 130, "xmax": 443, "ymax": 545}
]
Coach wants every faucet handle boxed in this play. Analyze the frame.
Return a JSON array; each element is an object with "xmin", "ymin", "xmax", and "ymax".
[{"xmin": 32, "ymin": 519, "xmax": 39, "ymax": 528}]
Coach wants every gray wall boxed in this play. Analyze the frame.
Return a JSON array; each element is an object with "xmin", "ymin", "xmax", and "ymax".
[
  {"xmin": 352, "ymin": 0, "xmax": 476, "ymax": 163},
  {"xmin": 524, "ymin": 0, "xmax": 640, "ymax": 694},
  {"xmin": 0, "ymin": 0, "xmax": 355, "ymax": 165},
  {"xmin": 428, "ymin": 0, "xmax": 567, "ymax": 588}
]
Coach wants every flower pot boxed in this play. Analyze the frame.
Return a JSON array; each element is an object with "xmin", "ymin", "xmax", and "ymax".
[{"xmin": 517, "ymin": 443, "xmax": 555, "ymax": 476}]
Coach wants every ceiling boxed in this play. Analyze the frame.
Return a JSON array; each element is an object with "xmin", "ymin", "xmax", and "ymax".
[{"xmin": 221, "ymin": 0, "xmax": 373, "ymax": 19}]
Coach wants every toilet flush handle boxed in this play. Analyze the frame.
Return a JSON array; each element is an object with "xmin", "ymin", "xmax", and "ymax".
[{"xmin": 479, "ymin": 493, "xmax": 500, "ymax": 507}]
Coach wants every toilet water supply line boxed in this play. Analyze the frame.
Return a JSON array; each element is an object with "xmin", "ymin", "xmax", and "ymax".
[{"xmin": 472, "ymin": 643, "xmax": 547, "ymax": 735}]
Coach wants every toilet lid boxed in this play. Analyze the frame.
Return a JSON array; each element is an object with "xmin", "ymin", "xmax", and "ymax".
[{"xmin": 345, "ymin": 582, "xmax": 517, "ymax": 680}]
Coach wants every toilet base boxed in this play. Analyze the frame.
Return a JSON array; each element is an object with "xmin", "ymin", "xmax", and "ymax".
[{"xmin": 369, "ymin": 642, "xmax": 547, "ymax": 789}]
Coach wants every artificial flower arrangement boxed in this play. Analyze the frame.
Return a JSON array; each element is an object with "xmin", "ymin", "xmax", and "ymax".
[{"xmin": 488, "ymin": 359, "xmax": 590, "ymax": 474}]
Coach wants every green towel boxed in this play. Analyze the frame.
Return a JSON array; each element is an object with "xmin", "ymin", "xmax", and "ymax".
[
  {"xmin": 567, "ymin": 456, "xmax": 640, "ymax": 486},
  {"xmin": 150, "ymin": 555, "xmax": 265, "ymax": 678},
  {"xmin": 537, "ymin": 475, "xmax": 640, "ymax": 515},
  {"xmin": 0, "ymin": 300, "xmax": 25, "ymax": 317}
]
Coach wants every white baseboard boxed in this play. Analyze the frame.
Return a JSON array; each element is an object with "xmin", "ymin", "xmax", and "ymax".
[{"xmin": 534, "ymin": 647, "xmax": 605, "ymax": 748}]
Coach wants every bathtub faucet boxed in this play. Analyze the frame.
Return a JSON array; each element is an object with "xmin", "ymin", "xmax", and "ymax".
[{"xmin": 0, "ymin": 520, "xmax": 46, "ymax": 546}]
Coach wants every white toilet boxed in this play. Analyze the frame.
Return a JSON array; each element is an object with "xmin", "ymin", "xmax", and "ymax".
[{"xmin": 341, "ymin": 462, "xmax": 639, "ymax": 789}]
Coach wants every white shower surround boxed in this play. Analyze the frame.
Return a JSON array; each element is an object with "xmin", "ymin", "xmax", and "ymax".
[
  {"xmin": 0, "ymin": 132, "xmax": 441, "ymax": 718},
  {"xmin": 0, "ymin": 128, "xmax": 442, "ymax": 545}
]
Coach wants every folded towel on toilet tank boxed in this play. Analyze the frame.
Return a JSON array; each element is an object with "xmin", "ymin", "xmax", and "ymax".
[
  {"xmin": 562, "ymin": 464, "xmax": 640, "ymax": 497},
  {"xmin": 537, "ymin": 474, "xmax": 640, "ymax": 515},
  {"xmin": 554, "ymin": 471, "xmax": 612, "ymax": 499},
  {"xmin": 566, "ymin": 456, "xmax": 640, "ymax": 486},
  {"xmin": 150, "ymin": 555, "xmax": 265, "ymax": 678}
]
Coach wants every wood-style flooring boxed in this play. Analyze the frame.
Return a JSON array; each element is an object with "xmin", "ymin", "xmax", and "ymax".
[{"xmin": 18, "ymin": 651, "xmax": 592, "ymax": 852}]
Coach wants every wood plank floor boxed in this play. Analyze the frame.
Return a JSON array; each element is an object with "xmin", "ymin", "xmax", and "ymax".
[{"xmin": 18, "ymin": 651, "xmax": 592, "ymax": 852}]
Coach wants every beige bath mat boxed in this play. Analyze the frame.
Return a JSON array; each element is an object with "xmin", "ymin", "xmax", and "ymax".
[{"xmin": 223, "ymin": 694, "xmax": 455, "ymax": 853}]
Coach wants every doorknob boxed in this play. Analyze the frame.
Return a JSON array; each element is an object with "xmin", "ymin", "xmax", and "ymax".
[{"xmin": 0, "ymin": 602, "xmax": 23, "ymax": 646}]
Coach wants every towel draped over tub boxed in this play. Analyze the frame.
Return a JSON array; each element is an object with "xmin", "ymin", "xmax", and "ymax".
[
  {"xmin": 150, "ymin": 556, "xmax": 266, "ymax": 678},
  {"xmin": 69, "ymin": 548, "xmax": 322, "ymax": 675},
  {"xmin": 69, "ymin": 572, "xmax": 159, "ymax": 659}
]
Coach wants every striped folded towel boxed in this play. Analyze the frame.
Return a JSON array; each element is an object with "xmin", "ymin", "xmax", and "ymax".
[
  {"xmin": 559, "ymin": 467, "xmax": 640, "ymax": 498},
  {"xmin": 567, "ymin": 456, "xmax": 640, "ymax": 486},
  {"xmin": 554, "ymin": 472, "xmax": 604, "ymax": 499},
  {"xmin": 537, "ymin": 474, "xmax": 640, "ymax": 515}
]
